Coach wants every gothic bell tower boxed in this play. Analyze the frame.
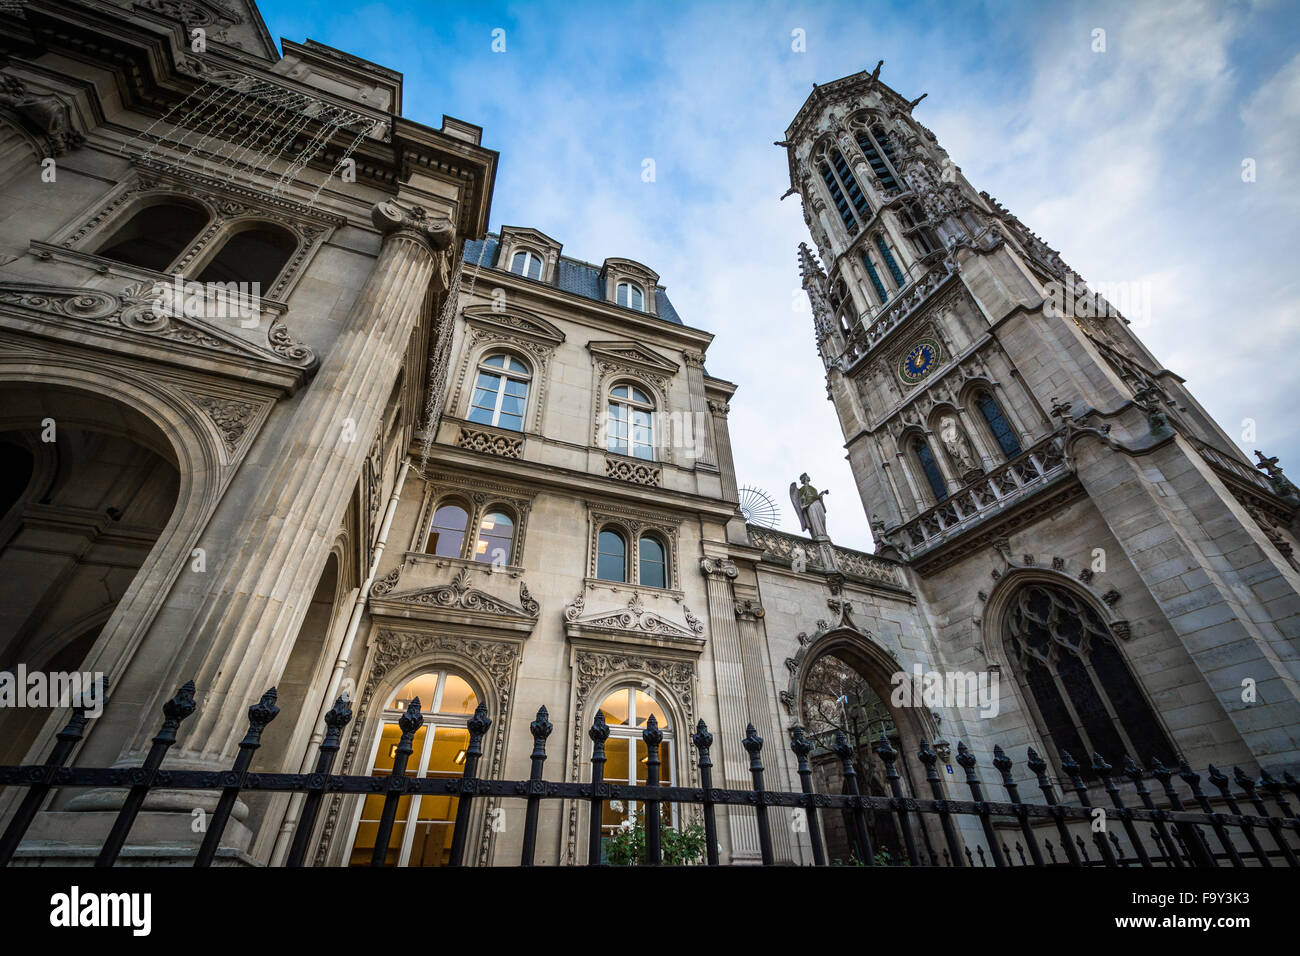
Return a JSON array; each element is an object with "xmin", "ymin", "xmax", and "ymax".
[{"xmin": 783, "ymin": 64, "xmax": 1300, "ymax": 776}]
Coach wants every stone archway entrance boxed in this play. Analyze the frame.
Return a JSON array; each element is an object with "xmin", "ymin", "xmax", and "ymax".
[{"xmin": 0, "ymin": 382, "xmax": 180, "ymax": 764}]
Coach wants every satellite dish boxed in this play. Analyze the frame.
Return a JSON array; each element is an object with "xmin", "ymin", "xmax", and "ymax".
[{"xmin": 738, "ymin": 485, "xmax": 780, "ymax": 528}]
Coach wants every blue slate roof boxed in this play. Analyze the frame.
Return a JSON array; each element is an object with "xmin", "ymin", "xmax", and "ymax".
[{"xmin": 461, "ymin": 235, "xmax": 685, "ymax": 326}]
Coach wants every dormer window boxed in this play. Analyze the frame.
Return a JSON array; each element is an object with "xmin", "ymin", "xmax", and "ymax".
[
  {"xmin": 616, "ymin": 281, "xmax": 645, "ymax": 311},
  {"xmin": 510, "ymin": 249, "xmax": 544, "ymax": 280}
]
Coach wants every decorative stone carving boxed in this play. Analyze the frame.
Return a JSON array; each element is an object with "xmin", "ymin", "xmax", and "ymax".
[
  {"xmin": 605, "ymin": 455, "xmax": 661, "ymax": 487},
  {"xmin": 699, "ymin": 556, "xmax": 739, "ymax": 579},
  {"xmin": 370, "ymin": 566, "xmax": 401, "ymax": 596},
  {"xmin": 564, "ymin": 592, "xmax": 700, "ymax": 639},
  {"xmin": 1110, "ymin": 620, "xmax": 1131, "ymax": 640},
  {"xmin": 456, "ymin": 426, "xmax": 523, "ymax": 459},
  {"xmin": 0, "ymin": 75, "xmax": 83, "ymax": 155},
  {"xmin": 1101, "ymin": 588, "xmax": 1121, "ymax": 607},
  {"xmin": 734, "ymin": 599, "xmax": 765, "ymax": 621},
  {"xmin": 189, "ymin": 393, "xmax": 257, "ymax": 452},
  {"xmin": 384, "ymin": 568, "xmax": 539, "ymax": 619}
]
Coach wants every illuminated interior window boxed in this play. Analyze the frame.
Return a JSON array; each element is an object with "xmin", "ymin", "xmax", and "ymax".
[
  {"xmin": 348, "ymin": 668, "xmax": 481, "ymax": 867},
  {"xmin": 595, "ymin": 687, "xmax": 675, "ymax": 861},
  {"xmin": 472, "ymin": 509, "xmax": 515, "ymax": 565}
]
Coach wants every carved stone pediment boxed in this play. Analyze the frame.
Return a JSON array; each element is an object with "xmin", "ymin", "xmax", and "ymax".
[
  {"xmin": 376, "ymin": 568, "xmax": 539, "ymax": 625},
  {"xmin": 0, "ymin": 281, "xmax": 317, "ymax": 389},
  {"xmin": 563, "ymin": 591, "xmax": 704, "ymax": 650},
  {"xmin": 462, "ymin": 303, "xmax": 564, "ymax": 346},
  {"xmin": 587, "ymin": 340, "xmax": 680, "ymax": 377}
]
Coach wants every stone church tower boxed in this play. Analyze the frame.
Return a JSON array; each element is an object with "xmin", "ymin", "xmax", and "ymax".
[{"xmin": 783, "ymin": 66, "xmax": 1300, "ymax": 780}]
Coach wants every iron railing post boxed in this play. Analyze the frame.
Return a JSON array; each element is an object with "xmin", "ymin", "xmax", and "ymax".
[
  {"xmin": 1123, "ymin": 756, "xmax": 1183, "ymax": 866},
  {"xmin": 642, "ymin": 714, "xmax": 663, "ymax": 865},
  {"xmin": 832, "ymin": 730, "xmax": 874, "ymax": 866},
  {"xmin": 743, "ymin": 724, "xmax": 774, "ymax": 865},
  {"xmin": 520, "ymin": 706, "xmax": 552, "ymax": 866},
  {"xmin": 1179, "ymin": 762, "xmax": 1242, "ymax": 868},
  {"xmin": 369, "ymin": 698, "xmax": 422, "ymax": 867},
  {"xmin": 285, "ymin": 694, "xmax": 352, "ymax": 867},
  {"xmin": 991, "ymin": 745, "xmax": 1044, "ymax": 866},
  {"xmin": 1207, "ymin": 764, "xmax": 1269, "ymax": 865},
  {"xmin": 789, "ymin": 727, "xmax": 826, "ymax": 866},
  {"xmin": 194, "ymin": 687, "xmax": 278, "ymax": 867},
  {"xmin": 1235, "ymin": 766, "xmax": 1298, "ymax": 867},
  {"xmin": 1094, "ymin": 752, "xmax": 1151, "ymax": 867},
  {"xmin": 955, "ymin": 742, "xmax": 1005, "ymax": 867},
  {"xmin": 0, "ymin": 685, "xmax": 101, "ymax": 866},
  {"xmin": 1150, "ymin": 757, "xmax": 1216, "ymax": 867},
  {"xmin": 447, "ymin": 702, "xmax": 491, "ymax": 867},
  {"xmin": 875, "ymin": 731, "xmax": 920, "ymax": 865},
  {"xmin": 691, "ymin": 720, "xmax": 719, "ymax": 866},
  {"xmin": 1026, "ymin": 747, "xmax": 1081, "ymax": 866},
  {"xmin": 1059, "ymin": 751, "xmax": 1117, "ymax": 867},
  {"xmin": 96, "ymin": 680, "xmax": 197, "ymax": 867},
  {"xmin": 918, "ymin": 739, "xmax": 963, "ymax": 866},
  {"xmin": 587, "ymin": 712, "xmax": 609, "ymax": 866}
]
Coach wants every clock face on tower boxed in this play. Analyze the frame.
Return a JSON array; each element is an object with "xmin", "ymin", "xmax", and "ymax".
[{"xmin": 898, "ymin": 338, "xmax": 941, "ymax": 385}]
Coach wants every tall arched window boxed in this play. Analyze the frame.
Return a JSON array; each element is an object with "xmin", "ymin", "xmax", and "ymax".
[
  {"xmin": 854, "ymin": 130, "xmax": 897, "ymax": 191},
  {"xmin": 426, "ymin": 500, "xmax": 470, "ymax": 557},
  {"xmin": 596, "ymin": 528, "xmax": 627, "ymax": 582},
  {"xmin": 472, "ymin": 509, "xmax": 515, "ymax": 565},
  {"xmin": 595, "ymin": 687, "xmax": 675, "ymax": 857},
  {"xmin": 913, "ymin": 437, "xmax": 947, "ymax": 504},
  {"xmin": 875, "ymin": 234, "xmax": 906, "ymax": 287},
  {"xmin": 510, "ymin": 249, "xmax": 543, "ymax": 279},
  {"xmin": 96, "ymin": 200, "xmax": 208, "ymax": 273},
  {"xmin": 607, "ymin": 384, "xmax": 654, "ymax": 460},
  {"xmin": 196, "ymin": 223, "xmax": 297, "ymax": 288},
  {"xmin": 831, "ymin": 148, "xmax": 870, "ymax": 222},
  {"xmin": 819, "ymin": 161, "xmax": 859, "ymax": 235},
  {"xmin": 861, "ymin": 252, "xmax": 889, "ymax": 305},
  {"xmin": 349, "ymin": 668, "xmax": 481, "ymax": 866},
  {"xmin": 638, "ymin": 534, "xmax": 667, "ymax": 588},
  {"xmin": 616, "ymin": 281, "xmax": 645, "ymax": 311},
  {"xmin": 468, "ymin": 353, "xmax": 530, "ymax": 431},
  {"xmin": 1004, "ymin": 583, "xmax": 1175, "ymax": 780},
  {"xmin": 871, "ymin": 125, "xmax": 899, "ymax": 167},
  {"xmin": 975, "ymin": 392, "xmax": 1022, "ymax": 459}
]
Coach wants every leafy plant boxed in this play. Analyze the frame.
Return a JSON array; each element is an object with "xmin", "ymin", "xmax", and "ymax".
[{"xmin": 605, "ymin": 821, "xmax": 707, "ymax": 865}]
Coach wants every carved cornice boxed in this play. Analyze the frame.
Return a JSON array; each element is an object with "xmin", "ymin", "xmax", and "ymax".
[
  {"xmin": 378, "ymin": 568, "xmax": 540, "ymax": 621},
  {"xmin": 563, "ymin": 591, "xmax": 703, "ymax": 641}
]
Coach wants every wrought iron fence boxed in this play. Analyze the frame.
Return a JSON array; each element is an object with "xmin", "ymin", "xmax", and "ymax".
[{"xmin": 1, "ymin": 679, "xmax": 1297, "ymax": 867}]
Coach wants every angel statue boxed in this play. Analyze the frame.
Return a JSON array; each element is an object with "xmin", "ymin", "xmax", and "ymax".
[{"xmin": 790, "ymin": 473, "xmax": 830, "ymax": 541}]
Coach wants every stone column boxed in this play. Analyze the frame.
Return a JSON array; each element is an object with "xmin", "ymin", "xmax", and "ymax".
[
  {"xmin": 699, "ymin": 555, "xmax": 760, "ymax": 859},
  {"xmin": 681, "ymin": 350, "xmax": 717, "ymax": 469},
  {"xmin": 707, "ymin": 399, "xmax": 738, "ymax": 501},
  {"xmin": 143, "ymin": 201, "xmax": 454, "ymax": 763},
  {"xmin": 733, "ymin": 596, "xmax": 795, "ymax": 863}
]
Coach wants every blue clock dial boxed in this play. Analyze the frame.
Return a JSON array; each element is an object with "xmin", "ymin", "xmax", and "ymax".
[{"xmin": 898, "ymin": 339, "xmax": 941, "ymax": 385}]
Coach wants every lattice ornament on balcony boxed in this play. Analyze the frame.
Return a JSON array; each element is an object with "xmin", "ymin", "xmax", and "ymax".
[
  {"xmin": 606, "ymin": 455, "xmax": 661, "ymax": 487},
  {"xmin": 456, "ymin": 426, "xmax": 522, "ymax": 459}
]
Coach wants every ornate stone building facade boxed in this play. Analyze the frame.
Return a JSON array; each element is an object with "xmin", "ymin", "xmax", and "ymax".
[{"xmin": 0, "ymin": 3, "xmax": 1295, "ymax": 867}]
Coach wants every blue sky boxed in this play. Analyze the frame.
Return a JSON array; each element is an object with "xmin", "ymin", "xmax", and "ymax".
[{"xmin": 258, "ymin": 0, "xmax": 1300, "ymax": 552}]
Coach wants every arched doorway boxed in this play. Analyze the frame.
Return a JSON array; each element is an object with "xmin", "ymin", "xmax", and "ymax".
[
  {"xmin": 0, "ymin": 383, "xmax": 180, "ymax": 765},
  {"xmin": 795, "ymin": 628, "xmax": 945, "ymax": 866}
]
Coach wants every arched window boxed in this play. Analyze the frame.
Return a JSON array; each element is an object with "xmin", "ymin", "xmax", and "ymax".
[
  {"xmin": 913, "ymin": 437, "xmax": 947, "ymax": 503},
  {"xmin": 861, "ymin": 252, "xmax": 889, "ymax": 305},
  {"xmin": 638, "ymin": 534, "xmax": 667, "ymax": 588},
  {"xmin": 875, "ymin": 234, "xmax": 906, "ymax": 287},
  {"xmin": 596, "ymin": 528, "xmax": 627, "ymax": 582},
  {"xmin": 349, "ymin": 668, "xmax": 481, "ymax": 866},
  {"xmin": 1004, "ymin": 583, "xmax": 1175, "ymax": 780},
  {"xmin": 831, "ymin": 148, "xmax": 870, "ymax": 222},
  {"xmin": 595, "ymin": 687, "xmax": 675, "ymax": 856},
  {"xmin": 472, "ymin": 509, "xmax": 515, "ymax": 565},
  {"xmin": 96, "ymin": 200, "xmax": 208, "ymax": 273},
  {"xmin": 819, "ymin": 162, "xmax": 857, "ymax": 235},
  {"xmin": 616, "ymin": 281, "xmax": 645, "ymax": 311},
  {"xmin": 510, "ymin": 249, "xmax": 543, "ymax": 280},
  {"xmin": 426, "ymin": 500, "xmax": 470, "ymax": 557},
  {"xmin": 196, "ymin": 223, "xmax": 297, "ymax": 289},
  {"xmin": 871, "ymin": 125, "xmax": 899, "ymax": 167},
  {"xmin": 854, "ymin": 130, "xmax": 897, "ymax": 191},
  {"xmin": 468, "ymin": 353, "xmax": 530, "ymax": 431},
  {"xmin": 607, "ymin": 383, "xmax": 654, "ymax": 460},
  {"xmin": 975, "ymin": 391, "xmax": 1022, "ymax": 459}
]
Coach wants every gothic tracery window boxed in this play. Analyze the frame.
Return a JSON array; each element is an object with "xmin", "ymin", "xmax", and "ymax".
[
  {"xmin": 975, "ymin": 391, "xmax": 1022, "ymax": 459},
  {"xmin": 862, "ymin": 252, "xmax": 889, "ymax": 305},
  {"xmin": 854, "ymin": 130, "xmax": 897, "ymax": 191},
  {"xmin": 875, "ymin": 234, "xmax": 906, "ymax": 287},
  {"xmin": 1004, "ymin": 583, "xmax": 1175, "ymax": 780},
  {"xmin": 913, "ymin": 437, "xmax": 947, "ymax": 504}
]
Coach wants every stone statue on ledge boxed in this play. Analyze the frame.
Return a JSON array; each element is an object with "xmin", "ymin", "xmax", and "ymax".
[{"xmin": 790, "ymin": 473, "xmax": 830, "ymax": 541}]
